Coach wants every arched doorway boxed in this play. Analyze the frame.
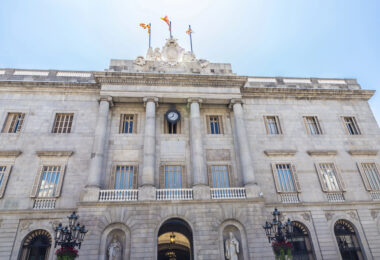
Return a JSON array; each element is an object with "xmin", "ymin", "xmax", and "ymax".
[
  {"xmin": 157, "ymin": 218, "xmax": 193, "ymax": 260},
  {"xmin": 334, "ymin": 220, "xmax": 364, "ymax": 260},
  {"xmin": 19, "ymin": 229, "xmax": 52, "ymax": 260},
  {"xmin": 290, "ymin": 221, "xmax": 315, "ymax": 260}
]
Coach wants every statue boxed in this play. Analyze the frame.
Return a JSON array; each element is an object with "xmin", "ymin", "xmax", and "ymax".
[
  {"xmin": 225, "ymin": 232, "xmax": 239, "ymax": 260},
  {"xmin": 107, "ymin": 238, "xmax": 122, "ymax": 260},
  {"xmin": 134, "ymin": 56, "xmax": 146, "ymax": 66}
]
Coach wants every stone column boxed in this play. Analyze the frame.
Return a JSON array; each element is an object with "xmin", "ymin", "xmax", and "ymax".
[
  {"xmin": 188, "ymin": 98, "xmax": 209, "ymax": 199},
  {"xmin": 83, "ymin": 96, "xmax": 112, "ymax": 201},
  {"xmin": 231, "ymin": 99, "xmax": 260, "ymax": 198},
  {"xmin": 139, "ymin": 97, "xmax": 158, "ymax": 200}
]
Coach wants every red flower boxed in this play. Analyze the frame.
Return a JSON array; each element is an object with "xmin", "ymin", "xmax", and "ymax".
[
  {"xmin": 272, "ymin": 240, "xmax": 293, "ymax": 250},
  {"xmin": 55, "ymin": 246, "xmax": 79, "ymax": 257}
]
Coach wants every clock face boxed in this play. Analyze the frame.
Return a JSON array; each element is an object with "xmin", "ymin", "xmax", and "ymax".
[{"xmin": 166, "ymin": 110, "xmax": 180, "ymax": 123}]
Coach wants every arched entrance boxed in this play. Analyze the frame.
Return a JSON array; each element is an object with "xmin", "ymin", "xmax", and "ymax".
[
  {"xmin": 290, "ymin": 221, "xmax": 315, "ymax": 260},
  {"xmin": 19, "ymin": 229, "xmax": 52, "ymax": 260},
  {"xmin": 157, "ymin": 218, "xmax": 193, "ymax": 260},
  {"xmin": 334, "ymin": 220, "xmax": 364, "ymax": 260}
]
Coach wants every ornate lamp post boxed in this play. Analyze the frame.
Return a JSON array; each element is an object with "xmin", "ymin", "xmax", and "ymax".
[
  {"xmin": 263, "ymin": 208, "xmax": 294, "ymax": 260},
  {"xmin": 54, "ymin": 212, "xmax": 88, "ymax": 259}
]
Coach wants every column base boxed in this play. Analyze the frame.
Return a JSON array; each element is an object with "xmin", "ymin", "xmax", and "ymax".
[
  {"xmin": 81, "ymin": 186, "xmax": 100, "ymax": 202},
  {"xmin": 139, "ymin": 185, "xmax": 156, "ymax": 201},
  {"xmin": 193, "ymin": 185, "xmax": 210, "ymax": 200},
  {"xmin": 245, "ymin": 184, "xmax": 263, "ymax": 199}
]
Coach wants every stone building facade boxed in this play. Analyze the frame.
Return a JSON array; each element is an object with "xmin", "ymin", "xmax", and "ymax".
[{"xmin": 0, "ymin": 39, "xmax": 379, "ymax": 260}]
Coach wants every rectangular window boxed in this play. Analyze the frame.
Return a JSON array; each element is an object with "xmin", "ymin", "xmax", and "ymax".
[
  {"xmin": 207, "ymin": 116, "xmax": 223, "ymax": 134},
  {"xmin": 0, "ymin": 166, "xmax": 11, "ymax": 198},
  {"xmin": 318, "ymin": 163, "xmax": 342, "ymax": 191},
  {"xmin": 164, "ymin": 166, "xmax": 183, "ymax": 189},
  {"xmin": 52, "ymin": 113, "xmax": 74, "ymax": 133},
  {"xmin": 273, "ymin": 164, "xmax": 296, "ymax": 192},
  {"xmin": 114, "ymin": 165, "xmax": 136, "ymax": 189},
  {"xmin": 360, "ymin": 163, "xmax": 380, "ymax": 191},
  {"xmin": 304, "ymin": 116, "xmax": 322, "ymax": 135},
  {"xmin": 37, "ymin": 166, "xmax": 62, "ymax": 197},
  {"xmin": 265, "ymin": 116, "xmax": 282, "ymax": 135},
  {"xmin": 343, "ymin": 117, "xmax": 360, "ymax": 135},
  {"xmin": 210, "ymin": 165, "xmax": 230, "ymax": 188},
  {"xmin": 2, "ymin": 113, "xmax": 25, "ymax": 133},
  {"xmin": 119, "ymin": 114, "xmax": 137, "ymax": 134}
]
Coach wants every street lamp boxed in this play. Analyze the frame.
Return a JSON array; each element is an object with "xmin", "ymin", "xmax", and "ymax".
[
  {"xmin": 263, "ymin": 208, "xmax": 293, "ymax": 243},
  {"xmin": 54, "ymin": 211, "xmax": 88, "ymax": 249}
]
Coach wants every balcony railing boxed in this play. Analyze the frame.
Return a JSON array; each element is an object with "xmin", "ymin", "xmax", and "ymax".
[
  {"xmin": 280, "ymin": 193, "xmax": 299, "ymax": 203},
  {"xmin": 33, "ymin": 198, "xmax": 56, "ymax": 209},
  {"xmin": 370, "ymin": 191, "xmax": 380, "ymax": 201},
  {"xmin": 210, "ymin": 187, "xmax": 246, "ymax": 199},
  {"xmin": 326, "ymin": 192, "xmax": 345, "ymax": 202},
  {"xmin": 99, "ymin": 189, "xmax": 138, "ymax": 201},
  {"xmin": 156, "ymin": 189, "xmax": 193, "ymax": 200}
]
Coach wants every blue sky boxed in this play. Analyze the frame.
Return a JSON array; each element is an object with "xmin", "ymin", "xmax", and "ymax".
[{"xmin": 1, "ymin": 0, "xmax": 379, "ymax": 125}]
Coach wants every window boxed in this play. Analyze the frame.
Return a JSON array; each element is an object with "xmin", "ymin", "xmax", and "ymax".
[
  {"xmin": 164, "ymin": 117, "xmax": 181, "ymax": 134},
  {"xmin": 343, "ymin": 117, "xmax": 360, "ymax": 135},
  {"xmin": 334, "ymin": 220, "xmax": 364, "ymax": 260},
  {"xmin": 209, "ymin": 165, "xmax": 231, "ymax": 188},
  {"xmin": 271, "ymin": 163, "xmax": 300, "ymax": 193},
  {"xmin": 2, "ymin": 113, "xmax": 25, "ymax": 133},
  {"xmin": 0, "ymin": 166, "xmax": 11, "ymax": 198},
  {"xmin": 265, "ymin": 116, "xmax": 282, "ymax": 135},
  {"xmin": 119, "ymin": 114, "xmax": 137, "ymax": 134},
  {"xmin": 316, "ymin": 163, "xmax": 345, "ymax": 192},
  {"xmin": 304, "ymin": 116, "xmax": 322, "ymax": 135},
  {"xmin": 207, "ymin": 115, "xmax": 223, "ymax": 134},
  {"xmin": 160, "ymin": 165, "xmax": 185, "ymax": 188},
  {"xmin": 19, "ymin": 230, "xmax": 52, "ymax": 260},
  {"xmin": 52, "ymin": 113, "xmax": 74, "ymax": 133},
  {"xmin": 358, "ymin": 163, "xmax": 380, "ymax": 191},
  {"xmin": 291, "ymin": 222, "xmax": 315, "ymax": 260},
  {"xmin": 31, "ymin": 166, "xmax": 65, "ymax": 198},
  {"xmin": 111, "ymin": 165, "xmax": 137, "ymax": 189}
]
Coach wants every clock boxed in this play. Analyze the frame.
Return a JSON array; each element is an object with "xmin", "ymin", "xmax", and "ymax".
[{"xmin": 165, "ymin": 109, "xmax": 180, "ymax": 124}]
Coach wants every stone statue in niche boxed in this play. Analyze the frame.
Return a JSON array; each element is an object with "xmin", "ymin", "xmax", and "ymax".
[
  {"xmin": 107, "ymin": 237, "xmax": 122, "ymax": 260},
  {"xmin": 225, "ymin": 232, "xmax": 240, "ymax": 260}
]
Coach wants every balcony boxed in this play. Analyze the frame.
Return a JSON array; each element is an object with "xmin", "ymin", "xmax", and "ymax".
[
  {"xmin": 326, "ymin": 192, "xmax": 345, "ymax": 202},
  {"xmin": 370, "ymin": 191, "xmax": 380, "ymax": 201},
  {"xmin": 156, "ymin": 189, "xmax": 193, "ymax": 200},
  {"xmin": 33, "ymin": 198, "xmax": 56, "ymax": 209},
  {"xmin": 99, "ymin": 189, "xmax": 138, "ymax": 201},
  {"xmin": 279, "ymin": 193, "xmax": 299, "ymax": 203},
  {"xmin": 210, "ymin": 187, "xmax": 246, "ymax": 199}
]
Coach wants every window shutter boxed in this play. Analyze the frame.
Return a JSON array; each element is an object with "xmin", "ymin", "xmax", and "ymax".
[
  {"xmin": 334, "ymin": 164, "xmax": 346, "ymax": 191},
  {"xmin": 302, "ymin": 117, "xmax": 309, "ymax": 134},
  {"xmin": 264, "ymin": 116, "xmax": 269, "ymax": 134},
  {"xmin": 291, "ymin": 164, "xmax": 301, "ymax": 192},
  {"xmin": 353, "ymin": 117, "xmax": 361, "ymax": 134},
  {"xmin": 0, "ymin": 165, "xmax": 12, "ymax": 198},
  {"xmin": 207, "ymin": 165, "xmax": 212, "ymax": 187},
  {"xmin": 275, "ymin": 116, "xmax": 282, "ymax": 134},
  {"xmin": 271, "ymin": 163, "xmax": 282, "ymax": 192},
  {"xmin": 227, "ymin": 165, "xmax": 233, "ymax": 187},
  {"xmin": 181, "ymin": 166, "xmax": 186, "ymax": 188},
  {"xmin": 315, "ymin": 117, "xmax": 323, "ymax": 134},
  {"xmin": 177, "ymin": 119, "xmax": 181, "ymax": 134},
  {"xmin": 218, "ymin": 116, "xmax": 224, "ymax": 134},
  {"xmin": 159, "ymin": 165, "xmax": 165, "ymax": 188},
  {"xmin": 30, "ymin": 166, "xmax": 44, "ymax": 197},
  {"xmin": 133, "ymin": 114, "xmax": 138, "ymax": 133},
  {"xmin": 55, "ymin": 165, "xmax": 66, "ymax": 197},
  {"xmin": 357, "ymin": 163, "xmax": 372, "ymax": 191},
  {"xmin": 315, "ymin": 164, "xmax": 328, "ymax": 192},
  {"xmin": 132, "ymin": 165, "xmax": 138, "ymax": 189},
  {"xmin": 119, "ymin": 114, "xmax": 124, "ymax": 133},
  {"xmin": 109, "ymin": 165, "xmax": 117, "ymax": 189},
  {"xmin": 164, "ymin": 116, "xmax": 168, "ymax": 134},
  {"xmin": 206, "ymin": 116, "xmax": 211, "ymax": 134}
]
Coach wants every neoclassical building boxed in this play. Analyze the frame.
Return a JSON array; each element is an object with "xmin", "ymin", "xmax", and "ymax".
[{"xmin": 0, "ymin": 39, "xmax": 379, "ymax": 260}]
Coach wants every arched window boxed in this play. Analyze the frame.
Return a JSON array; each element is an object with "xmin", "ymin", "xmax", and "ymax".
[
  {"xmin": 334, "ymin": 220, "xmax": 364, "ymax": 260},
  {"xmin": 291, "ymin": 221, "xmax": 315, "ymax": 260},
  {"xmin": 19, "ymin": 229, "xmax": 52, "ymax": 260}
]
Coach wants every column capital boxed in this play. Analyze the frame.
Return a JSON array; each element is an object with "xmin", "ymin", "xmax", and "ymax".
[
  {"xmin": 229, "ymin": 98, "xmax": 244, "ymax": 109},
  {"xmin": 187, "ymin": 97, "xmax": 203, "ymax": 104},
  {"xmin": 143, "ymin": 97, "xmax": 159, "ymax": 107},
  {"xmin": 99, "ymin": 95, "xmax": 114, "ymax": 107}
]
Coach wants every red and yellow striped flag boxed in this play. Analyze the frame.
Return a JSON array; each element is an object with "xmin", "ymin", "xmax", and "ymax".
[
  {"xmin": 186, "ymin": 28, "xmax": 193, "ymax": 35},
  {"xmin": 160, "ymin": 16, "xmax": 170, "ymax": 30},
  {"xmin": 139, "ymin": 23, "xmax": 151, "ymax": 34}
]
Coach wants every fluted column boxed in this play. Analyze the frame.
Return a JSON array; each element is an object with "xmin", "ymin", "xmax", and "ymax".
[
  {"xmin": 231, "ymin": 99, "xmax": 258, "ymax": 193},
  {"xmin": 86, "ymin": 96, "xmax": 112, "ymax": 188},
  {"xmin": 141, "ymin": 97, "xmax": 158, "ymax": 186},
  {"xmin": 189, "ymin": 98, "xmax": 208, "ymax": 186}
]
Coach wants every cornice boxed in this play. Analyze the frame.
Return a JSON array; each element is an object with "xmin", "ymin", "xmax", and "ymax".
[
  {"xmin": 0, "ymin": 80, "xmax": 98, "ymax": 89},
  {"xmin": 307, "ymin": 150, "xmax": 338, "ymax": 156},
  {"xmin": 264, "ymin": 150, "xmax": 297, "ymax": 157},
  {"xmin": 0, "ymin": 150, "xmax": 22, "ymax": 157},
  {"xmin": 36, "ymin": 151, "xmax": 74, "ymax": 157},
  {"xmin": 347, "ymin": 150, "xmax": 378, "ymax": 156},
  {"xmin": 242, "ymin": 87, "xmax": 375, "ymax": 100}
]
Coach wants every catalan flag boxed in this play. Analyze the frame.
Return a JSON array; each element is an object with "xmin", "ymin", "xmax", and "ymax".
[
  {"xmin": 139, "ymin": 23, "xmax": 151, "ymax": 34},
  {"xmin": 186, "ymin": 28, "xmax": 193, "ymax": 35},
  {"xmin": 160, "ymin": 16, "xmax": 171, "ymax": 31}
]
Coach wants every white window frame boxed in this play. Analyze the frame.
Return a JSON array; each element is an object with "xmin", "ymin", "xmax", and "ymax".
[
  {"xmin": 208, "ymin": 164, "xmax": 232, "ymax": 188},
  {"xmin": 264, "ymin": 116, "xmax": 283, "ymax": 135},
  {"xmin": 159, "ymin": 164, "xmax": 186, "ymax": 189},
  {"xmin": 206, "ymin": 115, "xmax": 224, "ymax": 135},
  {"xmin": 303, "ymin": 116, "xmax": 323, "ymax": 135},
  {"xmin": 31, "ymin": 165, "xmax": 66, "ymax": 198},
  {"xmin": 342, "ymin": 116, "xmax": 361, "ymax": 135},
  {"xmin": 315, "ymin": 162, "xmax": 346, "ymax": 192},
  {"xmin": 357, "ymin": 162, "xmax": 380, "ymax": 191},
  {"xmin": 119, "ymin": 114, "xmax": 137, "ymax": 134},
  {"xmin": 109, "ymin": 164, "xmax": 138, "ymax": 189},
  {"xmin": 271, "ymin": 163, "xmax": 301, "ymax": 193},
  {"xmin": 0, "ymin": 165, "xmax": 12, "ymax": 198},
  {"xmin": 2, "ymin": 112, "xmax": 26, "ymax": 133},
  {"xmin": 51, "ymin": 113, "xmax": 75, "ymax": 134}
]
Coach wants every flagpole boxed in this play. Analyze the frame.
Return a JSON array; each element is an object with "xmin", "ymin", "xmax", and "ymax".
[
  {"xmin": 189, "ymin": 25, "xmax": 193, "ymax": 53},
  {"xmin": 149, "ymin": 23, "xmax": 151, "ymax": 48},
  {"xmin": 170, "ymin": 21, "xmax": 172, "ymax": 38}
]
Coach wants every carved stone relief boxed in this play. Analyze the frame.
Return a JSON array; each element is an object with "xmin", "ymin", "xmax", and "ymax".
[
  {"xmin": 301, "ymin": 212, "xmax": 311, "ymax": 222},
  {"xmin": 223, "ymin": 225, "xmax": 243, "ymax": 260},
  {"xmin": 347, "ymin": 211, "xmax": 358, "ymax": 221},
  {"xmin": 106, "ymin": 229, "xmax": 125, "ymax": 260},
  {"xmin": 325, "ymin": 212, "xmax": 334, "ymax": 221},
  {"xmin": 370, "ymin": 210, "xmax": 379, "ymax": 220}
]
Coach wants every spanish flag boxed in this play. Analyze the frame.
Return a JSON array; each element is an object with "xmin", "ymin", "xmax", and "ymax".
[
  {"xmin": 160, "ymin": 16, "xmax": 171, "ymax": 31},
  {"xmin": 186, "ymin": 28, "xmax": 193, "ymax": 35}
]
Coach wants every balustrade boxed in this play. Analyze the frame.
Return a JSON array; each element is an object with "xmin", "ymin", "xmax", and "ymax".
[
  {"xmin": 210, "ymin": 187, "xmax": 246, "ymax": 199},
  {"xmin": 99, "ymin": 189, "xmax": 138, "ymax": 201}
]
